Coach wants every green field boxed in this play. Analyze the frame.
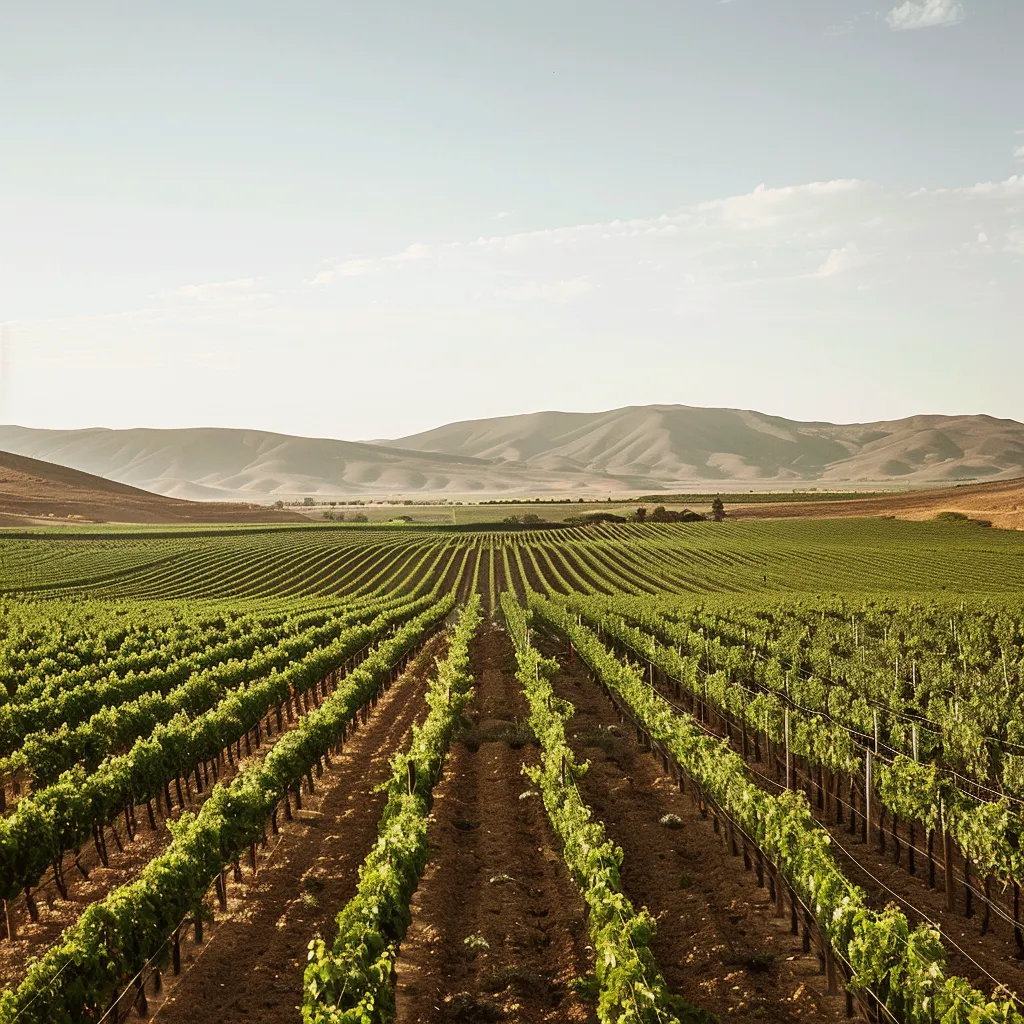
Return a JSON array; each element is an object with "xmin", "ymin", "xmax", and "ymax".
[
  {"xmin": 2, "ymin": 517, "xmax": 1023, "ymax": 1023},
  {"xmin": 284, "ymin": 490, "xmax": 901, "ymax": 525},
  {"xmin": 2, "ymin": 516, "xmax": 1022, "ymax": 600}
]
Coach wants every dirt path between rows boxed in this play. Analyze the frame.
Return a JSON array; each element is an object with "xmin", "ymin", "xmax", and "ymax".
[
  {"xmin": 395, "ymin": 625, "xmax": 597, "ymax": 1024},
  {"xmin": 817, "ymin": 812, "xmax": 1024, "ymax": 1000},
  {"xmin": 148, "ymin": 636, "xmax": 446, "ymax": 1024},
  {"xmin": 642, "ymin": 668, "xmax": 1024, "ymax": 1001},
  {"xmin": 540, "ymin": 635, "xmax": 846, "ymax": 1023},
  {"xmin": 757, "ymin": 744, "xmax": 1024, "ymax": 1000},
  {"xmin": 0, "ymin": 654, "xmax": 379, "ymax": 990}
]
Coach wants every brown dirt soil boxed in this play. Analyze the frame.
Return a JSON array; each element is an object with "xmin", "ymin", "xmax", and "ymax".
[
  {"xmin": 819, "ymin": 813, "xmax": 1024, "ymax": 1001},
  {"xmin": 0, "ymin": 660, "xmax": 369, "ymax": 989},
  {"xmin": 750, "ymin": 746, "xmax": 1024, "ymax": 1000},
  {"xmin": 0, "ymin": 449, "xmax": 305, "ymax": 524},
  {"xmin": 730, "ymin": 477, "xmax": 1024, "ymax": 530},
  {"xmin": 0, "ymin": 803, "xmax": 183, "ymax": 989},
  {"xmin": 148, "ymin": 639, "xmax": 445, "ymax": 1023},
  {"xmin": 647, "ymin": 667, "xmax": 1024, "ymax": 1002},
  {"xmin": 539, "ymin": 635, "xmax": 847, "ymax": 1023},
  {"xmin": 395, "ymin": 625, "xmax": 597, "ymax": 1024}
]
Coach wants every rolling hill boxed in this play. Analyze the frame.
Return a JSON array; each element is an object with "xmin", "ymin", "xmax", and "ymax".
[
  {"xmin": 0, "ymin": 425, "xmax": 617, "ymax": 502},
  {"xmin": 1, "ymin": 404, "xmax": 1022, "ymax": 501},
  {"xmin": 0, "ymin": 449, "xmax": 306, "ymax": 525},
  {"xmin": 382, "ymin": 406, "xmax": 1024, "ymax": 486}
]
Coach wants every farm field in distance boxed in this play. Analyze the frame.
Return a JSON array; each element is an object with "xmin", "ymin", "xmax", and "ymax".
[
  {"xmin": 2, "ymin": 517, "xmax": 1024, "ymax": 1024},
  {"xmin": 287, "ymin": 492, "xmax": 901, "ymax": 526}
]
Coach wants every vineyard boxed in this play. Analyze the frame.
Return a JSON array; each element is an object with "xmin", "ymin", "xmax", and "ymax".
[{"xmin": 0, "ymin": 517, "xmax": 1023, "ymax": 1022}]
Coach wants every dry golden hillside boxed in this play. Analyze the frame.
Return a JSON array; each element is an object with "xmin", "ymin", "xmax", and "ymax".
[
  {"xmin": 0, "ymin": 450, "xmax": 306, "ymax": 525},
  {"xmin": 730, "ymin": 477, "xmax": 1024, "ymax": 529},
  {"xmin": 1, "ymin": 406, "xmax": 1023, "ymax": 501}
]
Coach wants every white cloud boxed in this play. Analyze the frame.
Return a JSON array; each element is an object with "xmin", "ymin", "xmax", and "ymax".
[
  {"xmin": 502, "ymin": 276, "xmax": 595, "ymax": 302},
  {"xmin": 885, "ymin": 0, "xmax": 966, "ymax": 31},
  {"xmin": 386, "ymin": 243, "xmax": 432, "ymax": 264},
  {"xmin": 310, "ymin": 258, "xmax": 377, "ymax": 285},
  {"xmin": 695, "ymin": 179, "xmax": 867, "ymax": 231},
  {"xmin": 815, "ymin": 244, "xmax": 866, "ymax": 278},
  {"xmin": 300, "ymin": 174, "xmax": 1022, "ymax": 309},
  {"xmin": 1014, "ymin": 145, "xmax": 1024, "ymax": 164},
  {"xmin": 931, "ymin": 174, "xmax": 1024, "ymax": 199},
  {"xmin": 168, "ymin": 278, "xmax": 255, "ymax": 301},
  {"xmin": 337, "ymin": 259, "xmax": 375, "ymax": 277},
  {"xmin": 308, "ymin": 248, "xmax": 429, "ymax": 286}
]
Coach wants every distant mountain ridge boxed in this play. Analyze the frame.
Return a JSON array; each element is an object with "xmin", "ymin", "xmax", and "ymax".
[
  {"xmin": 381, "ymin": 406, "xmax": 1024, "ymax": 484},
  {"xmin": 1, "ymin": 404, "xmax": 1022, "ymax": 501}
]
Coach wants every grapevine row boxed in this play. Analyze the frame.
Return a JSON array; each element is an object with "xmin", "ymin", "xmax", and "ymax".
[
  {"xmin": 302, "ymin": 595, "xmax": 482, "ymax": 1022},
  {"xmin": 0, "ymin": 596, "xmax": 454, "ymax": 1023},
  {"xmin": 531, "ymin": 594, "xmax": 1022, "ymax": 1024},
  {"xmin": 502, "ymin": 594, "xmax": 711, "ymax": 1024}
]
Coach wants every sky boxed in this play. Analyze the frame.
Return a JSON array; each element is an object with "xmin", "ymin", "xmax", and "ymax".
[{"xmin": 1, "ymin": 0, "xmax": 1022, "ymax": 439}]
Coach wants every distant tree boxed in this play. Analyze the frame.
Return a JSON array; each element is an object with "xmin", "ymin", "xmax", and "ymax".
[
  {"xmin": 567, "ymin": 512, "xmax": 628, "ymax": 525},
  {"xmin": 322, "ymin": 509, "xmax": 336, "ymax": 521},
  {"xmin": 520, "ymin": 513, "xmax": 544, "ymax": 524},
  {"xmin": 303, "ymin": 496, "xmax": 316, "ymax": 507},
  {"xmin": 711, "ymin": 496, "xmax": 726, "ymax": 522},
  {"xmin": 351, "ymin": 513, "xmax": 369, "ymax": 523},
  {"xmin": 634, "ymin": 506, "xmax": 648, "ymax": 523},
  {"xmin": 273, "ymin": 500, "xmax": 284, "ymax": 508}
]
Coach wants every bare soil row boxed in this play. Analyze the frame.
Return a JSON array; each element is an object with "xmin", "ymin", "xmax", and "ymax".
[
  {"xmin": 392, "ymin": 626, "xmax": 846, "ymax": 1023},
  {"xmin": 395, "ymin": 625, "xmax": 596, "ymax": 1024},
  {"xmin": 147, "ymin": 637, "xmax": 446, "ymax": 1023},
  {"xmin": 538, "ymin": 634, "xmax": 845, "ymax": 1023},
  {"xmin": 643, "ymin": 663, "xmax": 1024, "ymax": 1001},
  {"xmin": 16, "ymin": 622, "xmax": 872, "ymax": 1022}
]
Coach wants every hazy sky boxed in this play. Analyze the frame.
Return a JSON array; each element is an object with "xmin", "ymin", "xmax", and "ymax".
[{"xmin": 1, "ymin": 1, "xmax": 1022, "ymax": 439}]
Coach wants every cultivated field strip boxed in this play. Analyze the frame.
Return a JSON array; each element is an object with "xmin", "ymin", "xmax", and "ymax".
[
  {"xmin": 302, "ymin": 597, "xmax": 483, "ymax": 1021},
  {"xmin": 0, "ymin": 596, "xmax": 440, "ymax": 945},
  {"xmin": 623, "ymin": 597, "xmax": 1024, "ymax": 953},
  {"xmin": 1, "ymin": 602, "xmax": 356, "ymax": 744},
  {"xmin": 530, "ymin": 593, "xmax": 1024, "ymax": 1024},
  {"xmin": 502, "ymin": 594, "xmax": 711, "ymax": 1024},
  {"xmin": 562, "ymin": 596, "xmax": 1024, "ymax": 993},
  {"xmin": 5, "ymin": 518, "xmax": 1024, "ymax": 600},
  {"xmin": 0, "ymin": 595, "xmax": 430, "ymax": 795},
  {"xmin": 151, "ymin": 633, "xmax": 448, "ymax": 1023},
  {"xmin": 0, "ymin": 598, "xmax": 455, "ymax": 1022},
  {"xmin": 1, "ymin": 520, "xmax": 1024, "ymax": 1023}
]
